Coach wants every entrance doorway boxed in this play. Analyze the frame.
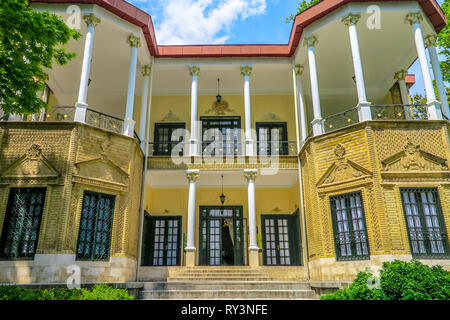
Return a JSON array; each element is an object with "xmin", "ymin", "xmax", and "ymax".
[
  {"xmin": 261, "ymin": 210, "xmax": 302, "ymax": 265},
  {"xmin": 199, "ymin": 206, "xmax": 245, "ymax": 266}
]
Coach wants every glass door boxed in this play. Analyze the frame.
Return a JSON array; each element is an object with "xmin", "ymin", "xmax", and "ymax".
[
  {"xmin": 261, "ymin": 210, "xmax": 302, "ymax": 265},
  {"xmin": 201, "ymin": 117, "xmax": 241, "ymax": 156},
  {"xmin": 153, "ymin": 123, "xmax": 185, "ymax": 156},
  {"xmin": 199, "ymin": 206, "xmax": 244, "ymax": 266},
  {"xmin": 141, "ymin": 215, "xmax": 182, "ymax": 266},
  {"xmin": 256, "ymin": 122, "xmax": 288, "ymax": 155}
]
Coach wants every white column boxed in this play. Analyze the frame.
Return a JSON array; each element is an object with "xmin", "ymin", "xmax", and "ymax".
[
  {"xmin": 405, "ymin": 12, "xmax": 442, "ymax": 120},
  {"xmin": 342, "ymin": 13, "xmax": 371, "ymax": 121},
  {"xmin": 123, "ymin": 35, "xmax": 141, "ymax": 137},
  {"xmin": 74, "ymin": 14, "xmax": 100, "ymax": 123},
  {"xmin": 185, "ymin": 170, "xmax": 199, "ymax": 267},
  {"xmin": 244, "ymin": 169, "xmax": 259, "ymax": 267},
  {"xmin": 241, "ymin": 66, "xmax": 255, "ymax": 156},
  {"xmin": 189, "ymin": 66, "xmax": 200, "ymax": 156},
  {"xmin": 139, "ymin": 65, "xmax": 151, "ymax": 149},
  {"xmin": 425, "ymin": 34, "xmax": 450, "ymax": 119},
  {"xmin": 394, "ymin": 70, "xmax": 413, "ymax": 119},
  {"xmin": 293, "ymin": 64, "xmax": 308, "ymax": 142},
  {"xmin": 305, "ymin": 36, "xmax": 324, "ymax": 136}
]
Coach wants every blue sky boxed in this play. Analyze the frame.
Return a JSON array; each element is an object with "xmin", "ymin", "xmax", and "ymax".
[{"xmin": 129, "ymin": 0, "xmax": 447, "ymax": 96}]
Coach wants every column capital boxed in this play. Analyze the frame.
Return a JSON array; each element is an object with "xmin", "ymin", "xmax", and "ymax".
[
  {"xmin": 189, "ymin": 65, "xmax": 201, "ymax": 76},
  {"xmin": 341, "ymin": 12, "xmax": 361, "ymax": 26},
  {"xmin": 186, "ymin": 170, "xmax": 200, "ymax": 182},
  {"xmin": 405, "ymin": 12, "xmax": 423, "ymax": 25},
  {"xmin": 424, "ymin": 34, "xmax": 438, "ymax": 47},
  {"xmin": 304, "ymin": 35, "xmax": 318, "ymax": 48},
  {"xmin": 141, "ymin": 65, "xmax": 152, "ymax": 77},
  {"xmin": 394, "ymin": 69, "xmax": 408, "ymax": 81},
  {"xmin": 83, "ymin": 13, "xmax": 101, "ymax": 27},
  {"xmin": 243, "ymin": 169, "xmax": 258, "ymax": 182},
  {"xmin": 127, "ymin": 34, "xmax": 141, "ymax": 48},
  {"xmin": 294, "ymin": 64, "xmax": 304, "ymax": 76},
  {"xmin": 240, "ymin": 65, "xmax": 253, "ymax": 77}
]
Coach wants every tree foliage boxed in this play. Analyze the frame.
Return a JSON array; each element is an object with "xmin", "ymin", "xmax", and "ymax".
[
  {"xmin": 0, "ymin": 0, "xmax": 80, "ymax": 116},
  {"xmin": 321, "ymin": 260, "xmax": 450, "ymax": 300},
  {"xmin": 437, "ymin": 0, "xmax": 449, "ymax": 83},
  {"xmin": 286, "ymin": 0, "xmax": 321, "ymax": 24}
]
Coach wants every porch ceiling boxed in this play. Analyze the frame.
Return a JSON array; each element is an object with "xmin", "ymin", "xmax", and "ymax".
[{"xmin": 146, "ymin": 170, "xmax": 300, "ymax": 188}]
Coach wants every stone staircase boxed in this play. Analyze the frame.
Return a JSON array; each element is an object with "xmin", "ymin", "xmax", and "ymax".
[{"xmin": 139, "ymin": 267, "xmax": 318, "ymax": 300}]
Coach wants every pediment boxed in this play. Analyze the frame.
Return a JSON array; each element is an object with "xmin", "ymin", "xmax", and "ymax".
[
  {"xmin": 0, "ymin": 144, "xmax": 60, "ymax": 182},
  {"xmin": 317, "ymin": 144, "xmax": 372, "ymax": 187},
  {"xmin": 74, "ymin": 157, "xmax": 129, "ymax": 185},
  {"xmin": 381, "ymin": 140, "xmax": 449, "ymax": 172}
]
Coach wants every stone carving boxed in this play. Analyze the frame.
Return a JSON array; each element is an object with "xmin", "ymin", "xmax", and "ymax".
[
  {"xmin": 317, "ymin": 144, "xmax": 372, "ymax": 186},
  {"xmin": 405, "ymin": 12, "xmax": 422, "ymax": 25},
  {"xmin": 0, "ymin": 144, "xmax": 60, "ymax": 183},
  {"xmin": 161, "ymin": 110, "xmax": 181, "ymax": 122},
  {"xmin": 204, "ymin": 99, "xmax": 236, "ymax": 115},
  {"xmin": 83, "ymin": 13, "xmax": 101, "ymax": 27},
  {"xmin": 186, "ymin": 170, "xmax": 199, "ymax": 182},
  {"xmin": 244, "ymin": 169, "xmax": 258, "ymax": 182},
  {"xmin": 189, "ymin": 65, "xmax": 200, "ymax": 76},
  {"xmin": 342, "ymin": 13, "xmax": 361, "ymax": 26},
  {"xmin": 127, "ymin": 34, "xmax": 141, "ymax": 48},
  {"xmin": 381, "ymin": 139, "xmax": 448, "ymax": 171},
  {"xmin": 294, "ymin": 64, "xmax": 304, "ymax": 76},
  {"xmin": 240, "ymin": 65, "xmax": 253, "ymax": 77},
  {"xmin": 304, "ymin": 35, "xmax": 318, "ymax": 47}
]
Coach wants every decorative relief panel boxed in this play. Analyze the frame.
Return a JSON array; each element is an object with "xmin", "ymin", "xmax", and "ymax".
[
  {"xmin": 0, "ymin": 144, "xmax": 61, "ymax": 185},
  {"xmin": 161, "ymin": 110, "xmax": 181, "ymax": 122},
  {"xmin": 203, "ymin": 99, "xmax": 237, "ymax": 115},
  {"xmin": 317, "ymin": 144, "xmax": 372, "ymax": 187}
]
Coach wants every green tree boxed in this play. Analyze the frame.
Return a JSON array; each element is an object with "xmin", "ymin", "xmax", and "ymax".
[
  {"xmin": 286, "ymin": 0, "xmax": 321, "ymax": 24},
  {"xmin": 437, "ymin": 0, "xmax": 449, "ymax": 83},
  {"xmin": 0, "ymin": 0, "xmax": 80, "ymax": 116}
]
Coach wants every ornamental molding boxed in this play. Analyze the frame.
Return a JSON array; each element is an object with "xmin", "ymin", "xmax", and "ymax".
[
  {"xmin": 186, "ymin": 170, "xmax": 199, "ymax": 182},
  {"xmin": 381, "ymin": 139, "xmax": 449, "ymax": 173},
  {"xmin": 260, "ymin": 112, "xmax": 281, "ymax": 121},
  {"xmin": 83, "ymin": 13, "xmax": 101, "ymax": 27},
  {"xmin": 342, "ymin": 13, "xmax": 361, "ymax": 26},
  {"xmin": 243, "ymin": 169, "xmax": 258, "ymax": 182},
  {"xmin": 0, "ymin": 144, "xmax": 61, "ymax": 184},
  {"xmin": 304, "ymin": 35, "xmax": 318, "ymax": 48},
  {"xmin": 424, "ymin": 34, "xmax": 438, "ymax": 47},
  {"xmin": 127, "ymin": 34, "xmax": 141, "ymax": 48},
  {"xmin": 142, "ymin": 65, "xmax": 152, "ymax": 77},
  {"xmin": 161, "ymin": 110, "xmax": 182, "ymax": 122},
  {"xmin": 294, "ymin": 64, "xmax": 304, "ymax": 76},
  {"xmin": 317, "ymin": 144, "xmax": 372, "ymax": 187},
  {"xmin": 394, "ymin": 70, "xmax": 408, "ymax": 81},
  {"xmin": 404, "ymin": 12, "xmax": 423, "ymax": 25},
  {"xmin": 204, "ymin": 99, "xmax": 236, "ymax": 115},
  {"xmin": 189, "ymin": 65, "xmax": 201, "ymax": 76},
  {"xmin": 240, "ymin": 65, "xmax": 253, "ymax": 77}
]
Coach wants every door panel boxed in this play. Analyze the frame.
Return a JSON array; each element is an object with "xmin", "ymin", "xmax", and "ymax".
[
  {"xmin": 256, "ymin": 122, "xmax": 288, "ymax": 155},
  {"xmin": 142, "ymin": 215, "xmax": 182, "ymax": 266},
  {"xmin": 261, "ymin": 212, "xmax": 302, "ymax": 266}
]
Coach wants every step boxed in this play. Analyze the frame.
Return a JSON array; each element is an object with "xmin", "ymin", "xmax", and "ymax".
[
  {"xmin": 144, "ymin": 281, "xmax": 311, "ymax": 291},
  {"xmin": 167, "ymin": 277, "xmax": 277, "ymax": 282},
  {"xmin": 140, "ymin": 289, "xmax": 318, "ymax": 300}
]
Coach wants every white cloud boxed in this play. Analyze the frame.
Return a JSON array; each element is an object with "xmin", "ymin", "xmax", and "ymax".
[{"xmin": 149, "ymin": 0, "xmax": 267, "ymax": 45}]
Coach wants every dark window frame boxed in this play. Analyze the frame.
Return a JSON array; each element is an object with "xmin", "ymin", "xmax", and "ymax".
[
  {"xmin": 0, "ymin": 188, "xmax": 46, "ymax": 261},
  {"xmin": 400, "ymin": 188, "xmax": 449, "ymax": 259},
  {"xmin": 153, "ymin": 122, "xmax": 186, "ymax": 156},
  {"xmin": 330, "ymin": 191, "xmax": 370, "ymax": 261},
  {"xmin": 76, "ymin": 191, "xmax": 116, "ymax": 261},
  {"xmin": 255, "ymin": 122, "xmax": 289, "ymax": 156},
  {"xmin": 200, "ymin": 116, "xmax": 242, "ymax": 156}
]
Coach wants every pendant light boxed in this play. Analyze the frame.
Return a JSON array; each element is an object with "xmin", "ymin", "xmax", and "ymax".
[
  {"xmin": 216, "ymin": 78, "xmax": 222, "ymax": 104},
  {"xmin": 219, "ymin": 174, "xmax": 226, "ymax": 205}
]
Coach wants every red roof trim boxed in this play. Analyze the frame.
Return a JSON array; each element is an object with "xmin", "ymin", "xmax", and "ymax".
[{"xmin": 30, "ymin": 0, "xmax": 446, "ymax": 58}]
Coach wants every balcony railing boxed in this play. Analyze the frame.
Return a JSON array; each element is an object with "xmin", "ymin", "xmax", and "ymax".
[
  {"xmin": 1, "ymin": 106, "xmax": 142, "ymax": 141},
  {"xmin": 148, "ymin": 141, "xmax": 298, "ymax": 157},
  {"xmin": 322, "ymin": 104, "xmax": 431, "ymax": 134}
]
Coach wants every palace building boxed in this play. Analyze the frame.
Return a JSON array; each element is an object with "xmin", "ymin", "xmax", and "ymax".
[{"xmin": 0, "ymin": 0, "xmax": 449, "ymax": 299}]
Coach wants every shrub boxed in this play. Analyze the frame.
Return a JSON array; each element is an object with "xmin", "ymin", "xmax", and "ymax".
[
  {"xmin": 321, "ymin": 259, "xmax": 450, "ymax": 300},
  {"xmin": 0, "ymin": 284, "xmax": 133, "ymax": 300}
]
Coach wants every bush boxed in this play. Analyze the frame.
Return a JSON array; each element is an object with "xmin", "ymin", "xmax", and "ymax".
[
  {"xmin": 0, "ymin": 284, "xmax": 133, "ymax": 300},
  {"xmin": 321, "ymin": 259, "xmax": 450, "ymax": 300}
]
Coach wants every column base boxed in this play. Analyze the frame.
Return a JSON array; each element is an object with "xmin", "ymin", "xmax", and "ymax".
[
  {"xmin": 248, "ymin": 248, "xmax": 259, "ymax": 268},
  {"xmin": 426, "ymin": 100, "xmax": 443, "ymax": 120},
  {"xmin": 185, "ymin": 248, "xmax": 196, "ymax": 267},
  {"xmin": 311, "ymin": 118, "xmax": 324, "ymax": 136},
  {"xmin": 123, "ymin": 119, "xmax": 136, "ymax": 137},
  {"xmin": 74, "ymin": 102, "xmax": 88, "ymax": 123},
  {"xmin": 357, "ymin": 101, "xmax": 372, "ymax": 121}
]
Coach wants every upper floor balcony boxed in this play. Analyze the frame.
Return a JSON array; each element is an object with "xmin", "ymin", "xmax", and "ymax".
[{"xmin": 0, "ymin": 0, "xmax": 447, "ymax": 166}]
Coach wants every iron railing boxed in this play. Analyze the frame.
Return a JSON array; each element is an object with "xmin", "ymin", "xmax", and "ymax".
[
  {"xmin": 323, "ymin": 107, "xmax": 359, "ymax": 133},
  {"xmin": 148, "ymin": 141, "xmax": 298, "ymax": 157},
  {"xmin": 370, "ymin": 104, "xmax": 428, "ymax": 120}
]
